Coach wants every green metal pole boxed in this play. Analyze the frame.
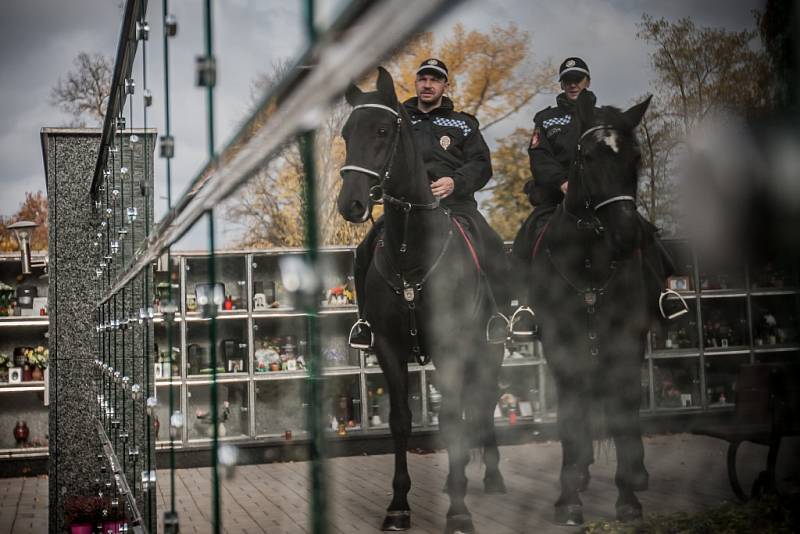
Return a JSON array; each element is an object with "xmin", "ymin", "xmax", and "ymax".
[
  {"xmin": 301, "ymin": 1, "xmax": 327, "ymax": 532},
  {"xmin": 201, "ymin": 0, "xmax": 221, "ymax": 531}
]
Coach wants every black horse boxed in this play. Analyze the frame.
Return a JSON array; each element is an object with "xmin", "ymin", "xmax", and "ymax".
[
  {"xmin": 521, "ymin": 92, "xmax": 654, "ymax": 525},
  {"xmin": 337, "ymin": 68, "xmax": 505, "ymax": 533}
]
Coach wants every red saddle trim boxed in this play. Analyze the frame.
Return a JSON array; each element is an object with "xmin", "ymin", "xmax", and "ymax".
[
  {"xmin": 452, "ymin": 218, "xmax": 482, "ymax": 273},
  {"xmin": 532, "ymin": 218, "xmax": 551, "ymax": 259}
]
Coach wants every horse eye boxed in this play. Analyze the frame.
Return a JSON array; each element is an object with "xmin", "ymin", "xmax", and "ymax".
[{"xmin": 377, "ymin": 128, "xmax": 387, "ymax": 136}]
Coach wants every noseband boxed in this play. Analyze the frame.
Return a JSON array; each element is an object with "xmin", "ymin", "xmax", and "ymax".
[
  {"xmin": 339, "ymin": 103, "xmax": 440, "ymax": 253},
  {"xmin": 340, "ymin": 103, "xmax": 402, "ymax": 198},
  {"xmin": 576, "ymin": 124, "xmax": 636, "ymax": 211}
]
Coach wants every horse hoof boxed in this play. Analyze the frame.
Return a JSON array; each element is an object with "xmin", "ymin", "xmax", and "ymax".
[
  {"xmin": 554, "ymin": 504, "xmax": 584, "ymax": 526},
  {"xmin": 483, "ymin": 474, "xmax": 507, "ymax": 494},
  {"xmin": 444, "ymin": 513, "xmax": 475, "ymax": 534},
  {"xmin": 616, "ymin": 503, "xmax": 643, "ymax": 523},
  {"xmin": 381, "ymin": 510, "xmax": 411, "ymax": 531}
]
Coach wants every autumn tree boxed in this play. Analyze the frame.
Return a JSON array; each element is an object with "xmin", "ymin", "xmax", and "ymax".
[
  {"xmin": 223, "ymin": 64, "xmax": 372, "ymax": 248},
  {"xmin": 50, "ymin": 52, "xmax": 113, "ymax": 127},
  {"xmin": 384, "ymin": 23, "xmax": 556, "ymax": 128},
  {"xmin": 635, "ymin": 14, "xmax": 772, "ymax": 232},
  {"xmin": 481, "ymin": 128, "xmax": 532, "ymax": 239},
  {"xmin": 637, "ymin": 14, "xmax": 772, "ymax": 133},
  {"xmin": 636, "ymin": 95, "xmax": 683, "ymax": 232},
  {"xmin": 0, "ymin": 191, "xmax": 49, "ymax": 252},
  {"xmin": 227, "ymin": 24, "xmax": 555, "ymax": 248}
]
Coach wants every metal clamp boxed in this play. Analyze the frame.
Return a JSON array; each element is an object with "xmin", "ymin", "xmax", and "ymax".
[{"xmin": 195, "ymin": 55, "xmax": 217, "ymax": 88}]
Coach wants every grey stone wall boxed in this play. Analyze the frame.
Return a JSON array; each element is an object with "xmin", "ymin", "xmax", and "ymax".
[{"xmin": 42, "ymin": 128, "xmax": 156, "ymax": 532}]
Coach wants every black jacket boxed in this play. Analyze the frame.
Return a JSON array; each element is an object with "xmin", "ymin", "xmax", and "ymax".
[
  {"xmin": 525, "ymin": 90, "xmax": 597, "ymax": 206},
  {"xmin": 403, "ymin": 97, "xmax": 492, "ymax": 213}
]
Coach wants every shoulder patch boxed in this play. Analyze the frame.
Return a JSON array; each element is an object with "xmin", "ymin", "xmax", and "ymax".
[{"xmin": 529, "ymin": 127, "xmax": 541, "ymax": 149}]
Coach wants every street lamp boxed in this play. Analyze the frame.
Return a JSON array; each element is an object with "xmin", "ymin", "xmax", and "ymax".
[{"xmin": 7, "ymin": 221, "xmax": 38, "ymax": 275}]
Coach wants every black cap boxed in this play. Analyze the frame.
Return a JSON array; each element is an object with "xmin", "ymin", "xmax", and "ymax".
[
  {"xmin": 558, "ymin": 57, "xmax": 590, "ymax": 81},
  {"xmin": 416, "ymin": 58, "xmax": 448, "ymax": 80}
]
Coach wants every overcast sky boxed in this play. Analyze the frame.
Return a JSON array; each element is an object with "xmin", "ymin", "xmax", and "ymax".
[{"xmin": 0, "ymin": 0, "xmax": 764, "ymax": 247}]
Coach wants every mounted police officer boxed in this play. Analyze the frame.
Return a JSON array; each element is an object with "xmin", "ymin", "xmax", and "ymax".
[
  {"xmin": 514, "ymin": 57, "xmax": 598, "ymax": 255},
  {"xmin": 349, "ymin": 58, "xmax": 510, "ymax": 348},
  {"xmin": 511, "ymin": 57, "xmax": 674, "ymax": 496}
]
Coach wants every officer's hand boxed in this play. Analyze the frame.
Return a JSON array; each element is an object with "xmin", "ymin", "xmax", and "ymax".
[
  {"xmin": 560, "ymin": 181, "xmax": 569, "ymax": 194},
  {"xmin": 431, "ymin": 177, "xmax": 455, "ymax": 198}
]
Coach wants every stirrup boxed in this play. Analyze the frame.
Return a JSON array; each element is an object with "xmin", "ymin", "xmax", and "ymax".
[
  {"xmin": 486, "ymin": 312, "xmax": 510, "ymax": 345},
  {"xmin": 509, "ymin": 306, "xmax": 537, "ymax": 337},
  {"xmin": 348, "ymin": 319, "xmax": 374, "ymax": 349},
  {"xmin": 658, "ymin": 289, "xmax": 689, "ymax": 320}
]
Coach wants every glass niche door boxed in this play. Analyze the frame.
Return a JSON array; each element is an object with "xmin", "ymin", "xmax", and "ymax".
[
  {"xmin": 185, "ymin": 317, "xmax": 249, "ymax": 377},
  {"xmin": 253, "ymin": 373, "xmax": 363, "ymax": 438},
  {"xmin": 187, "ymin": 380, "xmax": 250, "ymax": 441}
]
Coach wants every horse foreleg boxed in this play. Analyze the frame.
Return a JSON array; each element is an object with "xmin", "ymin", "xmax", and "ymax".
[
  {"xmin": 605, "ymin": 362, "xmax": 646, "ymax": 522},
  {"xmin": 375, "ymin": 340, "xmax": 413, "ymax": 531},
  {"xmin": 436, "ymin": 356, "xmax": 474, "ymax": 534},
  {"xmin": 552, "ymin": 372, "xmax": 591, "ymax": 525},
  {"xmin": 468, "ymin": 344, "xmax": 506, "ymax": 494}
]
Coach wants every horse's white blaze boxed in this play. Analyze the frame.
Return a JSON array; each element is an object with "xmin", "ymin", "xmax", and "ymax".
[{"xmin": 603, "ymin": 132, "xmax": 620, "ymax": 153}]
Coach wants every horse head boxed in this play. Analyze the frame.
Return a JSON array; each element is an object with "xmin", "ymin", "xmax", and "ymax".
[
  {"xmin": 570, "ymin": 92, "xmax": 652, "ymax": 256},
  {"xmin": 337, "ymin": 67, "xmax": 402, "ymax": 223}
]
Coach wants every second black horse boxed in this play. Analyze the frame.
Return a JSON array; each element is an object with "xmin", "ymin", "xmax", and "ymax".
[{"xmin": 519, "ymin": 91, "xmax": 655, "ymax": 525}]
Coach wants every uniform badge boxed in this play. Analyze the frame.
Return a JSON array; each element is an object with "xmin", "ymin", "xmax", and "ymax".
[
  {"xmin": 529, "ymin": 128, "xmax": 540, "ymax": 149},
  {"xmin": 566, "ymin": 59, "xmax": 576, "ymax": 68},
  {"xmin": 427, "ymin": 59, "xmax": 438, "ymax": 66},
  {"xmin": 439, "ymin": 135, "xmax": 451, "ymax": 150}
]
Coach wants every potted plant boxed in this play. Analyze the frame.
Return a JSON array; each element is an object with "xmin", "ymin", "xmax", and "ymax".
[
  {"xmin": 25, "ymin": 346, "xmax": 48, "ymax": 381},
  {"xmin": 0, "ymin": 353, "xmax": 10, "ymax": 383},
  {"xmin": 64, "ymin": 495, "xmax": 104, "ymax": 534}
]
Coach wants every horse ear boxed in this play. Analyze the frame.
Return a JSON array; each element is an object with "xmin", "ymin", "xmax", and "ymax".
[
  {"xmin": 623, "ymin": 95, "xmax": 652, "ymax": 128},
  {"xmin": 376, "ymin": 66, "xmax": 398, "ymax": 106},
  {"xmin": 345, "ymin": 83, "xmax": 363, "ymax": 106},
  {"xmin": 576, "ymin": 90, "xmax": 595, "ymax": 127}
]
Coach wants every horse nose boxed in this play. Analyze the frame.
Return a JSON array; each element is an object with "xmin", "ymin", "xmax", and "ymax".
[{"xmin": 349, "ymin": 200, "xmax": 368, "ymax": 221}]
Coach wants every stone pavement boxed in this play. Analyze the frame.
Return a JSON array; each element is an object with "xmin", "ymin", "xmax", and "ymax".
[{"xmin": 0, "ymin": 433, "xmax": 772, "ymax": 533}]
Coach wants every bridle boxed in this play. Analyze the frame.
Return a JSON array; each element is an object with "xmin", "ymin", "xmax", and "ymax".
[
  {"xmin": 339, "ymin": 103, "xmax": 441, "ymax": 253},
  {"xmin": 339, "ymin": 102, "xmax": 459, "ymax": 366},
  {"xmin": 565, "ymin": 123, "xmax": 637, "ymax": 234}
]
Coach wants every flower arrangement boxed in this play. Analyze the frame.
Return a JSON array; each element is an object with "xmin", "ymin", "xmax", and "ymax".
[{"xmin": 25, "ymin": 346, "xmax": 48, "ymax": 369}]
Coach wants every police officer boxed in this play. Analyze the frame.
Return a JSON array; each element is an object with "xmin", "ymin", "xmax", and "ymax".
[
  {"xmin": 350, "ymin": 58, "xmax": 509, "ymax": 348},
  {"xmin": 513, "ymin": 57, "xmax": 598, "ymax": 259}
]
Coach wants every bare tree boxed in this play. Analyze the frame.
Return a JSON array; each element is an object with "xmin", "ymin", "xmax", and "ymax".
[{"xmin": 50, "ymin": 52, "xmax": 113, "ymax": 126}]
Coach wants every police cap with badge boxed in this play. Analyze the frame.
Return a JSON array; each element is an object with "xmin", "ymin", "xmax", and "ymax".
[
  {"xmin": 558, "ymin": 57, "xmax": 590, "ymax": 83},
  {"xmin": 416, "ymin": 58, "xmax": 449, "ymax": 80}
]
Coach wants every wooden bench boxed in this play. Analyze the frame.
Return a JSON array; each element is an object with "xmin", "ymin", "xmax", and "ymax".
[{"xmin": 692, "ymin": 362, "xmax": 800, "ymax": 501}]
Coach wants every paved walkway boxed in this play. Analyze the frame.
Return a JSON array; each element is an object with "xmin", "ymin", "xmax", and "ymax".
[{"xmin": 0, "ymin": 433, "xmax": 773, "ymax": 533}]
